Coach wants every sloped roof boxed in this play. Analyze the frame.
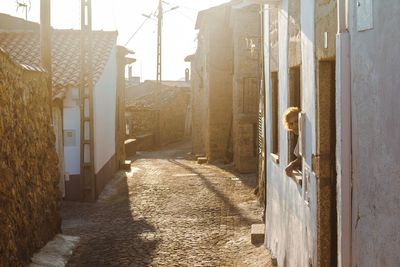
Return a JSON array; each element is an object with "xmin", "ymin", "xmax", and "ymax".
[
  {"xmin": 0, "ymin": 13, "xmax": 39, "ymax": 31},
  {"xmin": 0, "ymin": 30, "xmax": 117, "ymax": 98},
  {"xmin": 0, "ymin": 47, "xmax": 45, "ymax": 73},
  {"xmin": 126, "ymin": 87, "xmax": 189, "ymax": 110},
  {"xmin": 143, "ymin": 80, "xmax": 190, "ymax": 88}
]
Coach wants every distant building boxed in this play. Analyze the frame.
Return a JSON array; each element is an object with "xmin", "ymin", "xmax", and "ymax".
[
  {"xmin": 125, "ymin": 80, "xmax": 191, "ymax": 149},
  {"xmin": 190, "ymin": 0, "xmax": 261, "ymax": 174}
]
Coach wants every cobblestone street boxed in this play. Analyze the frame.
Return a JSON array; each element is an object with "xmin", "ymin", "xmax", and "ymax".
[{"xmin": 61, "ymin": 142, "xmax": 272, "ymax": 266}]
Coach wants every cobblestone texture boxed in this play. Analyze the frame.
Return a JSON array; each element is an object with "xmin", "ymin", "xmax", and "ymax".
[{"xmin": 62, "ymin": 142, "xmax": 272, "ymax": 266}]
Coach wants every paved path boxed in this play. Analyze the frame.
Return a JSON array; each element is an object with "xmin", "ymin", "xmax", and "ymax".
[{"xmin": 62, "ymin": 142, "xmax": 272, "ymax": 266}]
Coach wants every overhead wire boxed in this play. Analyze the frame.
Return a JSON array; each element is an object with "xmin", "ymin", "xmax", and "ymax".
[
  {"xmin": 176, "ymin": 9, "xmax": 194, "ymax": 22},
  {"xmin": 124, "ymin": 6, "xmax": 158, "ymax": 46},
  {"xmin": 124, "ymin": 16, "xmax": 151, "ymax": 46}
]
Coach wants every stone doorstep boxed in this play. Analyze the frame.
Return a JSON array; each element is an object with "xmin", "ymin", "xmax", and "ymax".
[
  {"xmin": 251, "ymin": 224, "xmax": 265, "ymax": 245},
  {"xmin": 30, "ymin": 234, "xmax": 80, "ymax": 267},
  {"xmin": 121, "ymin": 160, "xmax": 132, "ymax": 171},
  {"xmin": 197, "ymin": 156, "xmax": 208, "ymax": 164}
]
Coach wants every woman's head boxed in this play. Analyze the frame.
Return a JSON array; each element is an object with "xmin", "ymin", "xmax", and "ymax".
[{"xmin": 283, "ymin": 107, "xmax": 300, "ymax": 134}]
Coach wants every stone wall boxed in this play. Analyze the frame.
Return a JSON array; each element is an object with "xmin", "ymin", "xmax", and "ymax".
[
  {"xmin": 0, "ymin": 50, "xmax": 61, "ymax": 266},
  {"xmin": 126, "ymin": 86, "xmax": 190, "ymax": 150},
  {"xmin": 158, "ymin": 92, "xmax": 189, "ymax": 146},
  {"xmin": 195, "ymin": 4, "xmax": 234, "ymax": 163},
  {"xmin": 231, "ymin": 5, "xmax": 261, "ymax": 173},
  {"xmin": 191, "ymin": 35, "xmax": 207, "ymax": 156}
]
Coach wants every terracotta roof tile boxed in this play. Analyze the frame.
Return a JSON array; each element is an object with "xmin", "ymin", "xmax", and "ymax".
[{"xmin": 0, "ymin": 30, "xmax": 117, "ymax": 98}]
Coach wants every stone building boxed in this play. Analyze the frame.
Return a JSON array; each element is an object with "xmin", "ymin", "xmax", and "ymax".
[
  {"xmin": 230, "ymin": 3, "xmax": 261, "ymax": 173},
  {"xmin": 0, "ymin": 48, "xmax": 61, "ymax": 266},
  {"xmin": 191, "ymin": 1, "xmax": 262, "ymax": 173},
  {"xmin": 262, "ymin": 0, "xmax": 400, "ymax": 266},
  {"xmin": 192, "ymin": 3, "xmax": 234, "ymax": 162},
  {"xmin": 125, "ymin": 81, "xmax": 191, "ymax": 150}
]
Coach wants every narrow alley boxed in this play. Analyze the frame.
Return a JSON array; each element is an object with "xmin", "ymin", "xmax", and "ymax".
[{"xmin": 61, "ymin": 141, "xmax": 272, "ymax": 267}]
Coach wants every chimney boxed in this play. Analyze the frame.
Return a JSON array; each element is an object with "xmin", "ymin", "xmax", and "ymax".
[
  {"xmin": 128, "ymin": 65, "xmax": 133, "ymax": 80},
  {"xmin": 185, "ymin": 68, "xmax": 190, "ymax": 82}
]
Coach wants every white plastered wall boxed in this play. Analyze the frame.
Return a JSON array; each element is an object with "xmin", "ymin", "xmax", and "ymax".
[
  {"xmin": 93, "ymin": 45, "xmax": 117, "ymax": 174},
  {"xmin": 63, "ymin": 88, "xmax": 81, "ymax": 175}
]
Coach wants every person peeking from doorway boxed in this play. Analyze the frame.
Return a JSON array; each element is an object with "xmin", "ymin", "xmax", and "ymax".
[{"xmin": 283, "ymin": 107, "xmax": 301, "ymax": 176}]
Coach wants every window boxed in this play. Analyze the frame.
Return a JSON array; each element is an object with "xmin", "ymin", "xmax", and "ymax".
[{"xmin": 270, "ymin": 71, "xmax": 279, "ymax": 162}]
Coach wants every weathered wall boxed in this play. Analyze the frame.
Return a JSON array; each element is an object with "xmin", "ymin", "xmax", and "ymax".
[
  {"xmin": 191, "ymin": 35, "xmax": 208, "ymax": 156},
  {"xmin": 116, "ymin": 46, "xmax": 128, "ymax": 170},
  {"xmin": 265, "ymin": 2, "xmax": 314, "ymax": 266},
  {"xmin": 126, "ymin": 109, "xmax": 158, "ymax": 137},
  {"xmin": 201, "ymin": 4, "xmax": 234, "ymax": 162},
  {"xmin": 348, "ymin": 1, "xmax": 400, "ymax": 266},
  {"xmin": 231, "ymin": 5, "xmax": 261, "ymax": 173},
  {"xmin": 158, "ymin": 93, "xmax": 190, "ymax": 146},
  {"xmin": 265, "ymin": 1, "xmax": 338, "ymax": 266},
  {"xmin": 52, "ymin": 105, "xmax": 65, "ymax": 198},
  {"xmin": 0, "ymin": 50, "xmax": 61, "ymax": 266},
  {"xmin": 126, "ymin": 87, "xmax": 190, "ymax": 150}
]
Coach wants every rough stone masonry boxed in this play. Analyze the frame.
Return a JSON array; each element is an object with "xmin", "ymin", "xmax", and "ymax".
[{"xmin": 0, "ymin": 49, "xmax": 61, "ymax": 266}]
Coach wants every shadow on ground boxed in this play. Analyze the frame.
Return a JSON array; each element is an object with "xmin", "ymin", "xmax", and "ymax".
[
  {"xmin": 61, "ymin": 173, "xmax": 158, "ymax": 267},
  {"xmin": 168, "ymin": 158, "xmax": 259, "ymax": 226}
]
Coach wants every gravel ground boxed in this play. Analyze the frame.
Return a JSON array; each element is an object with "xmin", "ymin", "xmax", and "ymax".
[{"xmin": 61, "ymin": 141, "xmax": 272, "ymax": 267}]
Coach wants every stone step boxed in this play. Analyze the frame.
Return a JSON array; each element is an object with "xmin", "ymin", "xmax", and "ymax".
[
  {"xmin": 121, "ymin": 160, "xmax": 132, "ymax": 171},
  {"xmin": 197, "ymin": 157, "xmax": 208, "ymax": 164},
  {"xmin": 251, "ymin": 224, "xmax": 265, "ymax": 245}
]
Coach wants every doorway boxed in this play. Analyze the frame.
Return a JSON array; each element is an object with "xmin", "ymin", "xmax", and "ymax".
[{"xmin": 316, "ymin": 60, "xmax": 337, "ymax": 267}]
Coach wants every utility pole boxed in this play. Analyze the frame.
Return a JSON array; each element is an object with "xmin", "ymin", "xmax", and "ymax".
[
  {"xmin": 80, "ymin": 0, "xmax": 96, "ymax": 202},
  {"xmin": 156, "ymin": 0, "xmax": 163, "ymax": 85},
  {"xmin": 40, "ymin": 0, "xmax": 52, "ymax": 106}
]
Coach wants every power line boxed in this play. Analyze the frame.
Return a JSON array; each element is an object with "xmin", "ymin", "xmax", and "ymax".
[
  {"xmin": 176, "ymin": 10, "xmax": 194, "ymax": 22},
  {"xmin": 124, "ymin": 6, "xmax": 159, "ymax": 46},
  {"xmin": 165, "ymin": 0, "xmax": 198, "ymax": 12},
  {"xmin": 124, "ymin": 16, "xmax": 151, "ymax": 46}
]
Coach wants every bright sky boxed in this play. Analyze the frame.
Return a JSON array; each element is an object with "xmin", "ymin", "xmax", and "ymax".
[{"xmin": 0, "ymin": 0, "xmax": 230, "ymax": 81}]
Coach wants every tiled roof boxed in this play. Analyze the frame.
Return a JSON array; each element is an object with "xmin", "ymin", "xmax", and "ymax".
[
  {"xmin": 0, "ymin": 47, "xmax": 45, "ymax": 73},
  {"xmin": 0, "ymin": 30, "xmax": 117, "ymax": 98},
  {"xmin": 0, "ymin": 13, "xmax": 40, "ymax": 31}
]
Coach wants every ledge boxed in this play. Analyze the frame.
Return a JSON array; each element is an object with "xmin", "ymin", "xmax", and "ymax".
[
  {"xmin": 289, "ymin": 170, "xmax": 303, "ymax": 186},
  {"xmin": 270, "ymin": 153, "xmax": 280, "ymax": 164}
]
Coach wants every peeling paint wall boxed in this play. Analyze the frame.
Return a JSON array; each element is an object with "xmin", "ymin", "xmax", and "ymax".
[
  {"xmin": 264, "ymin": 1, "xmax": 337, "ymax": 266},
  {"xmin": 348, "ymin": 1, "xmax": 400, "ymax": 266},
  {"xmin": 265, "ymin": 2, "xmax": 316, "ymax": 265}
]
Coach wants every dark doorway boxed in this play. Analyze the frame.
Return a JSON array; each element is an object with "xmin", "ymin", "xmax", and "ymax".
[{"xmin": 316, "ymin": 60, "xmax": 337, "ymax": 267}]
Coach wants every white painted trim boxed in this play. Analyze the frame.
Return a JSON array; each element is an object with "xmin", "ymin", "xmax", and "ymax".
[{"xmin": 336, "ymin": 30, "xmax": 352, "ymax": 267}]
